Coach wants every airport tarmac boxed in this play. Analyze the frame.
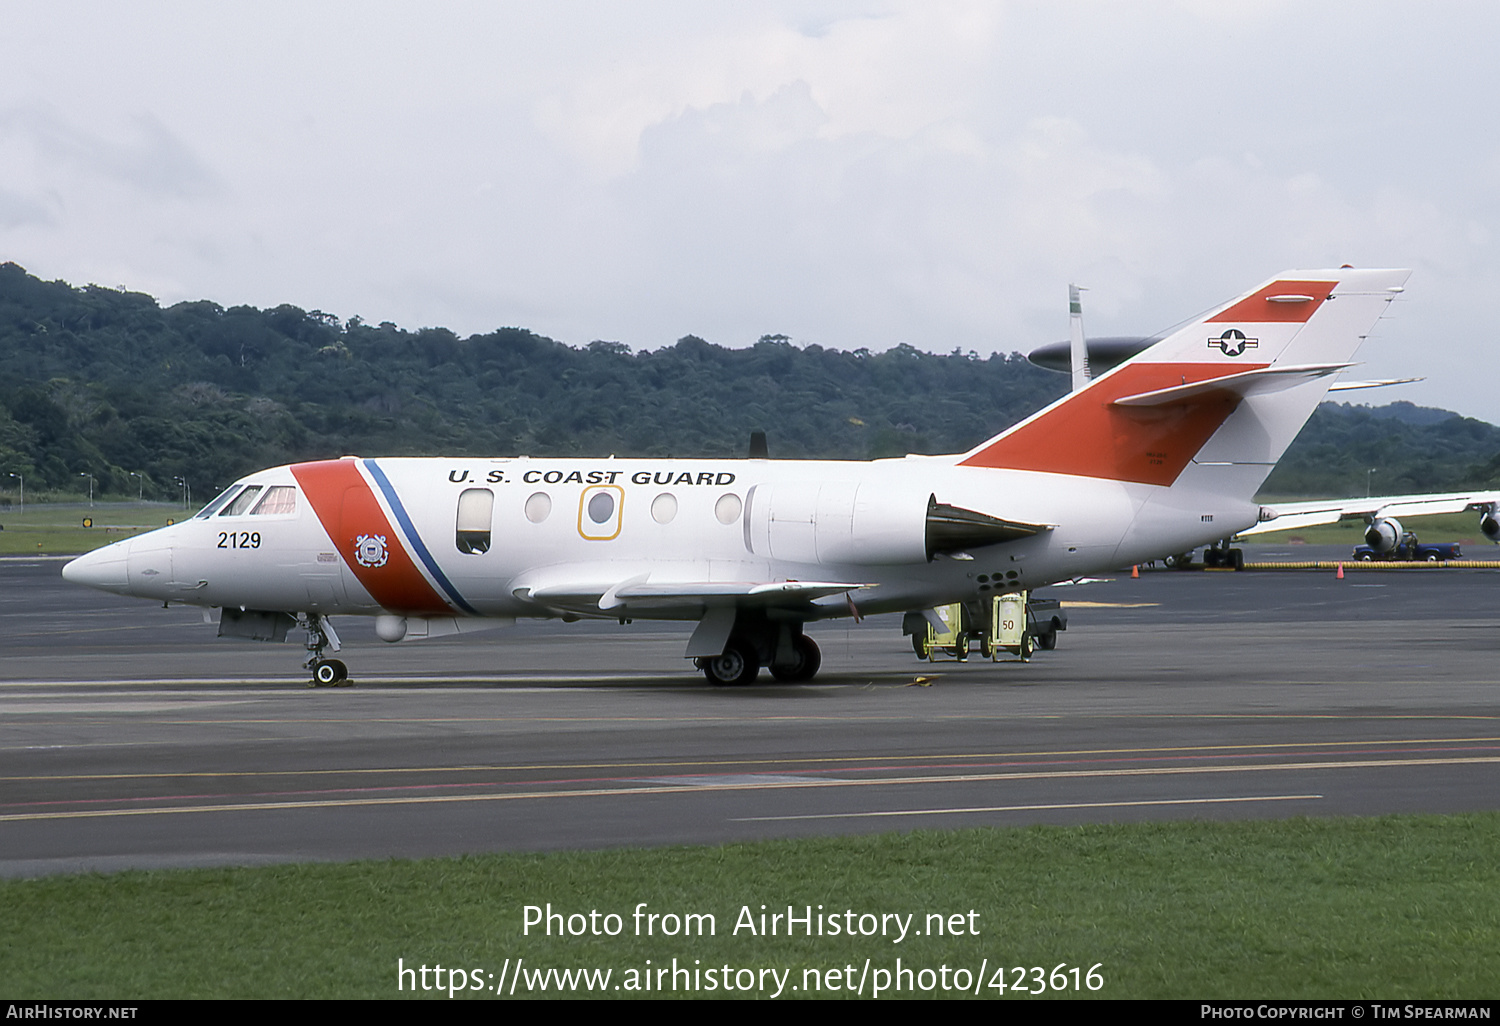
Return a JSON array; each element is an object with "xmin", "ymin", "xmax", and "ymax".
[{"xmin": 4, "ymin": 547, "xmax": 1500, "ymax": 878}]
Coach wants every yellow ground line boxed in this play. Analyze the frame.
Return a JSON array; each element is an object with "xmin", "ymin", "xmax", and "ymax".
[
  {"xmin": 1058, "ymin": 600, "xmax": 1160, "ymax": 608},
  {"xmin": 4, "ymin": 755, "xmax": 1496, "ymax": 822},
  {"xmin": 8, "ymin": 736, "xmax": 1498, "ymax": 783},
  {"xmin": 1195, "ymin": 561, "xmax": 1500, "ymax": 571}
]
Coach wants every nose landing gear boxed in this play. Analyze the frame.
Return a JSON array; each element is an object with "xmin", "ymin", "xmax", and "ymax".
[{"xmin": 299, "ymin": 613, "xmax": 350, "ymax": 687}]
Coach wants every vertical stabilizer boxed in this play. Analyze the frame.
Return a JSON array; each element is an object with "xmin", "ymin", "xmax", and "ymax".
[{"xmin": 960, "ymin": 268, "xmax": 1410, "ymax": 492}]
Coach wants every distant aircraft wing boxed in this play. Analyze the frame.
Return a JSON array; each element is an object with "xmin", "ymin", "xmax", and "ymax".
[{"xmin": 1242, "ymin": 491, "xmax": 1500, "ymax": 536}]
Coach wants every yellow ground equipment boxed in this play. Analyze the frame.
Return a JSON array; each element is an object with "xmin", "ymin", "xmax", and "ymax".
[{"xmin": 906, "ymin": 592, "xmax": 1067, "ymax": 663}]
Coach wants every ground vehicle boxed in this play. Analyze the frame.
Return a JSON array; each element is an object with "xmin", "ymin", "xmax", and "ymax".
[
  {"xmin": 905, "ymin": 594, "xmax": 1067, "ymax": 662},
  {"xmin": 1352, "ymin": 537, "xmax": 1462, "ymax": 561}
]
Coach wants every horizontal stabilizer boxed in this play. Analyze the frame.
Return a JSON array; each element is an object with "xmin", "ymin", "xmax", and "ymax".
[
  {"xmin": 1112, "ymin": 364, "xmax": 1353, "ymax": 407},
  {"xmin": 1327, "ymin": 376, "xmax": 1423, "ymax": 392}
]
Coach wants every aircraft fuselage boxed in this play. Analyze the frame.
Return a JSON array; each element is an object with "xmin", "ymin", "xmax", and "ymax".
[{"xmin": 66, "ymin": 453, "xmax": 1258, "ymax": 624}]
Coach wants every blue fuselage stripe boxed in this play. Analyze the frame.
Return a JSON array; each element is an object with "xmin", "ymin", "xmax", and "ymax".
[{"xmin": 363, "ymin": 460, "xmax": 480, "ymax": 616}]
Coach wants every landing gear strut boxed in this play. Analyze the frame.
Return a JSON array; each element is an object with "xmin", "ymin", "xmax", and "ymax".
[{"xmin": 299, "ymin": 613, "xmax": 349, "ymax": 687}]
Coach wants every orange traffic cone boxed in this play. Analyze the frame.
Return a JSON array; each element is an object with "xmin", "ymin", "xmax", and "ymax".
[
  {"xmin": 1131, "ymin": 564, "xmax": 1139, "ymax": 578},
  {"xmin": 1336, "ymin": 563, "xmax": 1344, "ymax": 579}
]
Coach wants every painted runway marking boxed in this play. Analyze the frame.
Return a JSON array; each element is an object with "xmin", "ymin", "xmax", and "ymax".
[
  {"xmin": 1, "ymin": 755, "xmax": 1495, "ymax": 823},
  {"xmin": 1058, "ymin": 600, "xmax": 1160, "ymax": 608},
  {"xmin": 732, "ymin": 794, "xmax": 1324, "ymax": 821},
  {"xmin": 6, "ymin": 735, "xmax": 1500, "ymax": 783}
]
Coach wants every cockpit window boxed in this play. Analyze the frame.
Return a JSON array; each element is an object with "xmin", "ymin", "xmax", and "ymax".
[
  {"xmin": 250, "ymin": 485, "xmax": 298, "ymax": 515},
  {"xmin": 195, "ymin": 485, "xmax": 242, "ymax": 519},
  {"xmin": 219, "ymin": 485, "xmax": 264, "ymax": 516}
]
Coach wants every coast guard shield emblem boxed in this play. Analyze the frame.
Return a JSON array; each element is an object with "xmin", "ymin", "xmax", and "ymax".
[{"xmin": 354, "ymin": 533, "xmax": 389, "ymax": 568}]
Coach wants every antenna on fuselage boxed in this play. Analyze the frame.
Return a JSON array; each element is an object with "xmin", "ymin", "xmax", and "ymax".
[
  {"xmin": 1069, "ymin": 283, "xmax": 1091, "ymax": 392},
  {"xmin": 748, "ymin": 430, "xmax": 769, "ymax": 458}
]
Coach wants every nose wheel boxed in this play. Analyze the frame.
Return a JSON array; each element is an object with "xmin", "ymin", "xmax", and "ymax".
[
  {"xmin": 298, "ymin": 613, "xmax": 351, "ymax": 687},
  {"xmin": 309, "ymin": 659, "xmax": 350, "ymax": 687}
]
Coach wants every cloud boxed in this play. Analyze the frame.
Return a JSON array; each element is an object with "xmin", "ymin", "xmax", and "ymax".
[
  {"xmin": 0, "ymin": 104, "xmax": 221, "ymax": 201},
  {"xmin": 2, "ymin": 1, "xmax": 1499, "ymax": 421}
]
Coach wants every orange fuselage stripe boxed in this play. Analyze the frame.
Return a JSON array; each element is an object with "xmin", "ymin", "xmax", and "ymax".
[{"xmin": 291, "ymin": 460, "xmax": 451, "ymax": 614}]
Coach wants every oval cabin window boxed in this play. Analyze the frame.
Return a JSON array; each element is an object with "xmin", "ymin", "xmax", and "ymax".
[{"xmin": 524, "ymin": 492, "xmax": 552, "ymax": 523}]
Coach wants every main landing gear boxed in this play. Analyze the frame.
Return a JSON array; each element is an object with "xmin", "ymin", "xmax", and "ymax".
[
  {"xmin": 1200, "ymin": 545, "xmax": 1245, "ymax": 570},
  {"xmin": 299, "ymin": 612, "xmax": 350, "ymax": 687},
  {"xmin": 695, "ymin": 620, "xmax": 822, "ymax": 686}
]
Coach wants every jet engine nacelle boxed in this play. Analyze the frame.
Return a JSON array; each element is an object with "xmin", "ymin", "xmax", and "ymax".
[
  {"xmin": 751, "ymin": 484, "xmax": 1039, "ymax": 565},
  {"xmin": 748, "ymin": 481, "xmax": 928, "ymax": 565},
  {"xmin": 1481, "ymin": 508, "xmax": 1500, "ymax": 544},
  {"xmin": 1365, "ymin": 517, "xmax": 1403, "ymax": 553}
]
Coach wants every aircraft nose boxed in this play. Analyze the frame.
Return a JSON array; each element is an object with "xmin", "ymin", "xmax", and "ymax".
[{"xmin": 62, "ymin": 541, "xmax": 132, "ymax": 593}]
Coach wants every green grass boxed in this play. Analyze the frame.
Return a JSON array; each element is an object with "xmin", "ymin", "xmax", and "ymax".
[
  {"xmin": 0, "ymin": 502, "xmax": 182, "ymax": 556},
  {"xmin": 4, "ymin": 816, "xmax": 1499, "ymax": 998}
]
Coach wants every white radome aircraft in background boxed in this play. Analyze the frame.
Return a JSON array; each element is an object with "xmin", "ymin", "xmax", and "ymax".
[{"xmin": 64, "ymin": 267, "xmax": 1411, "ymax": 686}]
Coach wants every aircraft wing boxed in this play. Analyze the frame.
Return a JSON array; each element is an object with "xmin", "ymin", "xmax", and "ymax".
[
  {"xmin": 1242, "ymin": 491, "xmax": 1500, "ymax": 536},
  {"xmin": 518, "ymin": 577, "xmax": 869, "ymax": 616}
]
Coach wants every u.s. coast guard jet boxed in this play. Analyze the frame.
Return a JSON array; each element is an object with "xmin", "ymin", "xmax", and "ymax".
[{"xmin": 63, "ymin": 268, "xmax": 1411, "ymax": 685}]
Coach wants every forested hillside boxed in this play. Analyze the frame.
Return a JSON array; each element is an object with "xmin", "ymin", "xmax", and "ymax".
[{"xmin": 0, "ymin": 261, "xmax": 1495, "ymax": 501}]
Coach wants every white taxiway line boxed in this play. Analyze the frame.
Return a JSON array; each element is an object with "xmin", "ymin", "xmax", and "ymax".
[{"xmin": 2, "ymin": 756, "xmax": 1494, "ymax": 822}]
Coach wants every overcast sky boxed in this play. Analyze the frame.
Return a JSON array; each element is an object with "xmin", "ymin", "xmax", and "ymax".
[{"xmin": 4, "ymin": 1, "xmax": 1497, "ymax": 422}]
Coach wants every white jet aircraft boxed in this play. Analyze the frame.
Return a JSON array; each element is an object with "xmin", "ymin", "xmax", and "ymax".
[
  {"xmin": 1238, "ymin": 491, "xmax": 1500, "ymax": 553},
  {"xmin": 63, "ymin": 267, "xmax": 1411, "ymax": 686}
]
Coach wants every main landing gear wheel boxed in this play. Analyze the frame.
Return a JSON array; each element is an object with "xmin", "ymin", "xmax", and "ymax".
[
  {"xmin": 703, "ymin": 640, "xmax": 759, "ymax": 686},
  {"xmin": 770, "ymin": 636, "xmax": 822, "ymax": 683},
  {"xmin": 309, "ymin": 659, "xmax": 349, "ymax": 687}
]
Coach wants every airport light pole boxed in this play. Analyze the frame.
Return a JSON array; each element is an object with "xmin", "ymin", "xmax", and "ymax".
[
  {"xmin": 79, "ymin": 472, "xmax": 95, "ymax": 508},
  {"xmin": 130, "ymin": 471, "xmax": 142, "ymax": 502},
  {"xmin": 1367, "ymin": 467, "xmax": 1376, "ymax": 498},
  {"xmin": 7, "ymin": 472, "xmax": 19, "ymax": 514}
]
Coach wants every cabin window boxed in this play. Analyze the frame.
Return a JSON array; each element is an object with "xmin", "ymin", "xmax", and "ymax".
[
  {"xmin": 456, "ymin": 488, "xmax": 494, "ymax": 554},
  {"xmin": 219, "ymin": 485, "xmax": 263, "ymax": 516},
  {"xmin": 524, "ymin": 492, "xmax": 552, "ymax": 524},
  {"xmin": 651, "ymin": 493, "xmax": 678, "ymax": 524},
  {"xmin": 250, "ymin": 485, "xmax": 298, "ymax": 515},
  {"xmin": 587, "ymin": 490, "xmax": 614, "ymax": 523},
  {"xmin": 578, "ymin": 485, "xmax": 624, "ymax": 540},
  {"xmin": 714, "ymin": 493, "xmax": 742, "ymax": 525}
]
